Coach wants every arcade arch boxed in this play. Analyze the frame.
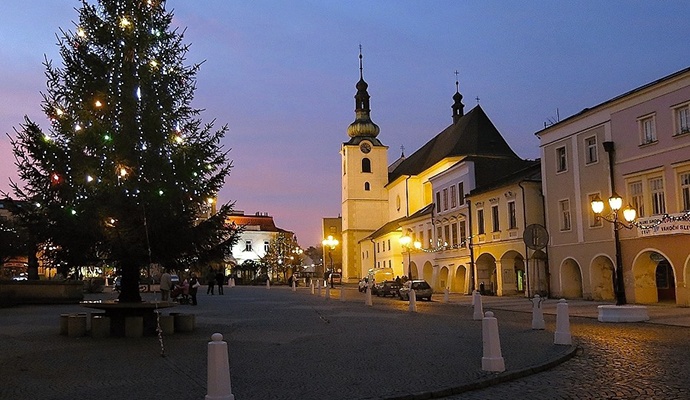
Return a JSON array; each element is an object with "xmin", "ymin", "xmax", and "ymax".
[
  {"xmin": 590, "ymin": 255, "xmax": 615, "ymax": 301},
  {"xmin": 560, "ymin": 258, "xmax": 583, "ymax": 299}
]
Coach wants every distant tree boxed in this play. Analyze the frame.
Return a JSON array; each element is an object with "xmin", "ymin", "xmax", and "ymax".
[
  {"xmin": 262, "ymin": 232, "xmax": 301, "ymax": 282},
  {"xmin": 9, "ymin": 0, "xmax": 238, "ymax": 302}
]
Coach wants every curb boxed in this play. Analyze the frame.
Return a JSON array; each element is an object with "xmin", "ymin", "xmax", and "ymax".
[{"xmin": 383, "ymin": 344, "xmax": 579, "ymax": 400}]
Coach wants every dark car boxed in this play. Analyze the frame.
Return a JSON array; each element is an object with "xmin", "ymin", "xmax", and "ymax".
[
  {"xmin": 374, "ymin": 280, "xmax": 401, "ymax": 297},
  {"xmin": 399, "ymin": 280, "xmax": 433, "ymax": 301}
]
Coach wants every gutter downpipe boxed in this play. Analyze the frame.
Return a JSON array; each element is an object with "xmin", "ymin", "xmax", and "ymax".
[
  {"xmin": 467, "ymin": 199, "xmax": 476, "ymax": 293},
  {"xmin": 518, "ymin": 181, "xmax": 530, "ymax": 297}
]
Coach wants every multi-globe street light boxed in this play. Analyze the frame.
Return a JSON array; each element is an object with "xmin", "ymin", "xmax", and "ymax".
[{"xmin": 591, "ymin": 192, "xmax": 637, "ymax": 306}]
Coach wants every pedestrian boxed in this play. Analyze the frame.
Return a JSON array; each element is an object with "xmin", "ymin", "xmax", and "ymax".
[
  {"xmin": 206, "ymin": 268, "xmax": 215, "ymax": 295},
  {"xmin": 216, "ymin": 271, "xmax": 224, "ymax": 295},
  {"xmin": 395, "ymin": 275, "xmax": 401, "ymax": 284},
  {"xmin": 160, "ymin": 268, "xmax": 172, "ymax": 301},
  {"xmin": 189, "ymin": 273, "xmax": 200, "ymax": 306}
]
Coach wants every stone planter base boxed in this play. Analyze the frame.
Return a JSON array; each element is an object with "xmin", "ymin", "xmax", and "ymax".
[{"xmin": 598, "ymin": 304, "xmax": 650, "ymax": 322}]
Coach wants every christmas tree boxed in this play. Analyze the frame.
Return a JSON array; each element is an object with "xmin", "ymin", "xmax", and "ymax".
[{"xmin": 9, "ymin": 0, "xmax": 238, "ymax": 303}]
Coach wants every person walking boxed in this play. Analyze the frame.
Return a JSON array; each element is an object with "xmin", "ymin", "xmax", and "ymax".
[
  {"xmin": 206, "ymin": 268, "xmax": 215, "ymax": 295},
  {"xmin": 189, "ymin": 273, "xmax": 200, "ymax": 306},
  {"xmin": 160, "ymin": 269, "xmax": 172, "ymax": 301},
  {"xmin": 216, "ymin": 271, "xmax": 224, "ymax": 295}
]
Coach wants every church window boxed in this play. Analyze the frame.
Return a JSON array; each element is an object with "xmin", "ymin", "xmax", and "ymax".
[
  {"xmin": 362, "ymin": 158, "xmax": 371, "ymax": 173},
  {"xmin": 364, "ymin": 182, "xmax": 370, "ymax": 191}
]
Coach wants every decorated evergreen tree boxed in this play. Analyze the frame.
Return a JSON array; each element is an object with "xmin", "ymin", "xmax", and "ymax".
[{"xmin": 9, "ymin": 0, "xmax": 238, "ymax": 302}]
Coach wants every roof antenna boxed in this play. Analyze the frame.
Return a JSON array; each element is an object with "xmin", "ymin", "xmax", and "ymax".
[{"xmin": 400, "ymin": 145, "xmax": 405, "ymax": 158}]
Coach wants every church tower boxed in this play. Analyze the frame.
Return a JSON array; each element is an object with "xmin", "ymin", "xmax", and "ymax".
[{"xmin": 341, "ymin": 49, "xmax": 389, "ymax": 282}]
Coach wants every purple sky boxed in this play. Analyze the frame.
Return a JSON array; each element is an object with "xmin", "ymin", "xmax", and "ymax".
[{"xmin": 0, "ymin": 1, "xmax": 687, "ymax": 247}]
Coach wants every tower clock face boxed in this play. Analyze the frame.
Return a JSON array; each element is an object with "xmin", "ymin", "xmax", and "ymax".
[{"xmin": 360, "ymin": 142, "xmax": 371, "ymax": 153}]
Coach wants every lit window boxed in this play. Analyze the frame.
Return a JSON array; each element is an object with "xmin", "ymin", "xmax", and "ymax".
[
  {"xmin": 585, "ymin": 136, "xmax": 598, "ymax": 164},
  {"xmin": 556, "ymin": 146, "xmax": 567, "ymax": 172},
  {"xmin": 559, "ymin": 199, "xmax": 571, "ymax": 231}
]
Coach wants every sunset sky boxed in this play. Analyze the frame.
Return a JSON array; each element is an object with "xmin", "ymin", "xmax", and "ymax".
[{"xmin": 0, "ymin": 1, "xmax": 687, "ymax": 246}]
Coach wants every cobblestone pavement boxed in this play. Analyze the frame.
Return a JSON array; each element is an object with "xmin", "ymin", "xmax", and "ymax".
[
  {"xmin": 446, "ymin": 316, "xmax": 690, "ymax": 400},
  {"xmin": 1, "ymin": 285, "xmax": 689, "ymax": 399}
]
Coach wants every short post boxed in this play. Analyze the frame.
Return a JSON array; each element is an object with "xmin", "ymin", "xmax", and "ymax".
[
  {"xmin": 481, "ymin": 311, "xmax": 505, "ymax": 372},
  {"xmin": 317, "ymin": 280, "xmax": 322, "ymax": 296},
  {"xmin": 471, "ymin": 289, "xmax": 476, "ymax": 306},
  {"xmin": 310, "ymin": 281, "xmax": 315, "ymax": 295},
  {"xmin": 229, "ymin": 278, "xmax": 235, "ymax": 288},
  {"xmin": 365, "ymin": 282, "xmax": 373, "ymax": 306},
  {"xmin": 408, "ymin": 289, "xmax": 417, "ymax": 312},
  {"xmin": 292, "ymin": 280, "xmax": 296, "ymax": 292},
  {"xmin": 325, "ymin": 285, "xmax": 331, "ymax": 300},
  {"xmin": 554, "ymin": 299, "xmax": 572, "ymax": 345},
  {"xmin": 340, "ymin": 285, "xmax": 345, "ymax": 302},
  {"xmin": 206, "ymin": 333, "xmax": 235, "ymax": 400},
  {"xmin": 473, "ymin": 290, "xmax": 484, "ymax": 321},
  {"xmin": 443, "ymin": 287, "xmax": 450, "ymax": 303},
  {"xmin": 266, "ymin": 279, "xmax": 270, "ymax": 289},
  {"xmin": 530, "ymin": 294, "xmax": 546, "ymax": 330}
]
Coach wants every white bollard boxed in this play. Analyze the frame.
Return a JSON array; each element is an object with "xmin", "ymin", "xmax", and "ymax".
[
  {"xmin": 554, "ymin": 299, "xmax": 572, "ymax": 345},
  {"xmin": 443, "ymin": 287, "xmax": 450, "ymax": 303},
  {"xmin": 317, "ymin": 280, "xmax": 322, "ymax": 296},
  {"xmin": 408, "ymin": 289, "xmax": 417, "ymax": 312},
  {"xmin": 340, "ymin": 285, "xmax": 345, "ymax": 302},
  {"xmin": 471, "ymin": 289, "xmax": 477, "ymax": 306},
  {"xmin": 292, "ymin": 280, "xmax": 296, "ymax": 292},
  {"xmin": 310, "ymin": 281, "xmax": 315, "ymax": 295},
  {"xmin": 365, "ymin": 283, "xmax": 373, "ymax": 306},
  {"xmin": 229, "ymin": 278, "xmax": 235, "ymax": 288},
  {"xmin": 206, "ymin": 333, "xmax": 235, "ymax": 400},
  {"xmin": 531, "ymin": 294, "xmax": 546, "ymax": 330},
  {"xmin": 325, "ymin": 285, "xmax": 330, "ymax": 300},
  {"xmin": 473, "ymin": 291, "xmax": 484, "ymax": 320},
  {"xmin": 481, "ymin": 311, "xmax": 505, "ymax": 372}
]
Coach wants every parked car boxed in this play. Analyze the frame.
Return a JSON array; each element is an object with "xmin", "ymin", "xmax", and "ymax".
[
  {"xmin": 374, "ymin": 280, "xmax": 401, "ymax": 297},
  {"xmin": 399, "ymin": 280, "xmax": 433, "ymax": 301},
  {"xmin": 358, "ymin": 277, "xmax": 370, "ymax": 292},
  {"xmin": 329, "ymin": 273, "xmax": 342, "ymax": 285},
  {"xmin": 170, "ymin": 274, "xmax": 180, "ymax": 286}
]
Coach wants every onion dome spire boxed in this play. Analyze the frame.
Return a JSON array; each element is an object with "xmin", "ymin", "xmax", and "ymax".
[
  {"xmin": 452, "ymin": 70, "xmax": 465, "ymax": 124},
  {"xmin": 348, "ymin": 46, "xmax": 380, "ymax": 138}
]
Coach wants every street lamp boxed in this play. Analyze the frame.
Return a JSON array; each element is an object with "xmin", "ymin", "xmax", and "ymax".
[
  {"xmin": 591, "ymin": 193, "xmax": 637, "ymax": 306},
  {"xmin": 399, "ymin": 231, "xmax": 413, "ymax": 280},
  {"xmin": 322, "ymin": 235, "xmax": 339, "ymax": 288}
]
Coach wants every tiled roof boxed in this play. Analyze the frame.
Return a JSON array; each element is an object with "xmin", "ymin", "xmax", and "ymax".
[
  {"xmin": 226, "ymin": 214, "xmax": 286, "ymax": 233},
  {"xmin": 388, "ymin": 105, "xmax": 521, "ymax": 183},
  {"xmin": 468, "ymin": 159, "xmax": 541, "ymax": 196}
]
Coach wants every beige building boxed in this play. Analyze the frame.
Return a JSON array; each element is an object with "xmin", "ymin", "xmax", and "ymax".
[
  {"xmin": 537, "ymin": 66, "xmax": 690, "ymax": 305},
  {"xmin": 341, "ymin": 56, "xmax": 540, "ymax": 295}
]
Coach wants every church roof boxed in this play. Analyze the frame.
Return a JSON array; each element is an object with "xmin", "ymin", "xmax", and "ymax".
[{"xmin": 388, "ymin": 105, "xmax": 521, "ymax": 183}]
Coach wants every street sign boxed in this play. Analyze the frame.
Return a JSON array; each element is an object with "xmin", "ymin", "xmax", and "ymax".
[{"xmin": 524, "ymin": 224, "xmax": 549, "ymax": 250}]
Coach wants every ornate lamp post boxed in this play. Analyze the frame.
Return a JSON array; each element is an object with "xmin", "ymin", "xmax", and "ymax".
[
  {"xmin": 591, "ymin": 192, "xmax": 637, "ymax": 306},
  {"xmin": 322, "ymin": 235, "xmax": 339, "ymax": 288},
  {"xmin": 398, "ymin": 231, "xmax": 412, "ymax": 280}
]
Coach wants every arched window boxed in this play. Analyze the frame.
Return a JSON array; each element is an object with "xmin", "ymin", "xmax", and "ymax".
[
  {"xmin": 364, "ymin": 182, "xmax": 370, "ymax": 191},
  {"xmin": 362, "ymin": 158, "xmax": 371, "ymax": 173}
]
